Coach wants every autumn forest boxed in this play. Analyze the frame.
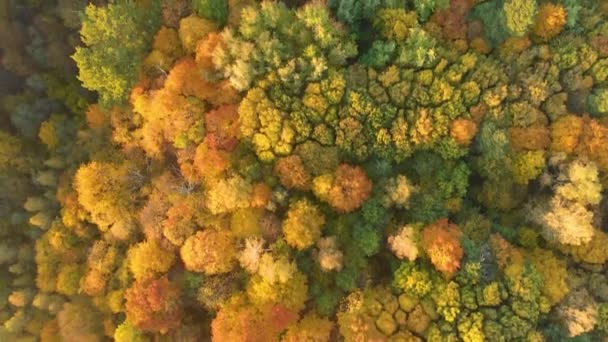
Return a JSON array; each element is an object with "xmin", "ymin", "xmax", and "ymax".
[{"xmin": 2, "ymin": 0, "xmax": 608, "ymax": 341}]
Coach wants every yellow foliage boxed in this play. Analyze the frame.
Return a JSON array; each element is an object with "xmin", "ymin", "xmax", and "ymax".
[
  {"xmin": 74, "ymin": 161, "xmax": 137, "ymax": 238},
  {"xmin": 247, "ymin": 271, "xmax": 308, "ymax": 311},
  {"xmin": 282, "ymin": 199, "xmax": 326, "ymax": 251},
  {"xmin": 560, "ymin": 229, "xmax": 608, "ymax": 264},
  {"xmin": 529, "ymin": 248, "xmax": 569, "ymax": 306},
  {"xmin": 178, "ymin": 14, "xmax": 218, "ymax": 53},
  {"xmin": 283, "ymin": 312, "xmax": 334, "ymax": 342},
  {"xmin": 153, "ymin": 26, "xmax": 182, "ymax": 56},
  {"xmin": 533, "ymin": 3, "xmax": 567, "ymax": 41},
  {"xmin": 180, "ymin": 229, "xmax": 236, "ymax": 274},
  {"xmin": 550, "ymin": 115, "xmax": 583, "ymax": 153},
  {"xmin": 231, "ymin": 208, "xmax": 262, "ymax": 238},
  {"xmin": 374, "ymin": 9, "xmax": 418, "ymax": 41},
  {"xmin": 38, "ymin": 120, "xmax": 58, "ymax": 149},
  {"xmin": 312, "ymin": 174, "xmax": 334, "ymax": 202},
  {"xmin": 128, "ymin": 240, "xmax": 175, "ymax": 282}
]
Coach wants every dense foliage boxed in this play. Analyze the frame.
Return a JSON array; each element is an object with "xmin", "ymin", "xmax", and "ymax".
[{"xmin": 2, "ymin": 0, "xmax": 608, "ymax": 340}]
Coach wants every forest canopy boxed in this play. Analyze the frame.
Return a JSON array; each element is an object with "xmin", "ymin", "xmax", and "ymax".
[{"xmin": 2, "ymin": 0, "xmax": 608, "ymax": 341}]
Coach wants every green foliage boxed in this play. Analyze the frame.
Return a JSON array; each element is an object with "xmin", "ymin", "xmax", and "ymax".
[
  {"xmin": 330, "ymin": 0, "xmax": 382, "ymax": 27},
  {"xmin": 360, "ymin": 41, "xmax": 396, "ymax": 68},
  {"xmin": 471, "ymin": 0, "xmax": 509, "ymax": 47},
  {"xmin": 588, "ymin": 87, "xmax": 608, "ymax": 116},
  {"xmin": 72, "ymin": 1, "xmax": 161, "ymax": 106},
  {"xmin": 599, "ymin": 303, "xmax": 608, "ymax": 334},
  {"xmin": 192, "ymin": 0, "xmax": 228, "ymax": 25},
  {"xmin": 413, "ymin": 0, "xmax": 449, "ymax": 22}
]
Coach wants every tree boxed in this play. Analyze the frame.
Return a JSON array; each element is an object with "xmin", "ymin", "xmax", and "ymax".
[
  {"xmin": 532, "ymin": 3, "xmax": 567, "ymax": 41},
  {"xmin": 382, "ymin": 175, "xmax": 416, "ymax": 208},
  {"xmin": 421, "ymin": 219, "xmax": 464, "ymax": 278},
  {"xmin": 192, "ymin": 0, "xmax": 228, "ymax": 26},
  {"xmin": 530, "ymin": 159, "xmax": 600, "ymax": 246},
  {"xmin": 0, "ymin": 131, "xmax": 30, "ymax": 172},
  {"xmin": 588, "ymin": 87, "xmax": 608, "ymax": 117},
  {"xmin": 205, "ymin": 105, "xmax": 240, "ymax": 151},
  {"xmin": 72, "ymin": 1, "xmax": 161, "ymax": 106},
  {"xmin": 74, "ymin": 161, "xmax": 140, "ymax": 240},
  {"xmin": 206, "ymin": 176, "xmax": 252, "ymax": 214},
  {"xmin": 327, "ymin": 164, "xmax": 373, "ymax": 213},
  {"xmin": 128, "ymin": 240, "xmax": 176, "ymax": 282},
  {"xmin": 212, "ymin": 296, "xmax": 298, "ymax": 342},
  {"xmin": 555, "ymin": 288, "xmax": 598, "ymax": 337},
  {"xmin": 180, "ymin": 229, "xmax": 236, "ymax": 274},
  {"xmin": 114, "ymin": 320, "xmax": 149, "ymax": 342},
  {"xmin": 282, "ymin": 312, "xmax": 334, "ymax": 342},
  {"xmin": 388, "ymin": 225, "xmax": 420, "ymax": 262},
  {"xmin": 528, "ymin": 248, "xmax": 569, "ymax": 306},
  {"xmin": 178, "ymin": 14, "xmax": 218, "ymax": 54},
  {"xmin": 57, "ymin": 300, "xmax": 104, "ymax": 342},
  {"xmin": 124, "ymin": 276, "xmax": 184, "ymax": 334},
  {"xmin": 503, "ymin": 0, "xmax": 537, "ymax": 37},
  {"xmin": 282, "ymin": 199, "xmax": 326, "ymax": 251},
  {"xmin": 274, "ymin": 155, "xmax": 312, "ymax": 191},
  {"xmin": 238, "ymin": 237, "xmax": 265, "ymax": 273},
  {"xmin": 413, "ymin": 0, "xmax": 450, "ymax": 23},
  {"xmin": 316, "ymin": 236, "xmax": 344, "ymax": 272}
]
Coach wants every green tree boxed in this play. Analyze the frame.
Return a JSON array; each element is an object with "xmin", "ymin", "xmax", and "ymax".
[
  {"xmin": 72, "ymin": 1, "xmax": 161, "ymax": 106},
  {"xmin": 192, "ymin": 0, "xmax": 228, "ymax": 26}
]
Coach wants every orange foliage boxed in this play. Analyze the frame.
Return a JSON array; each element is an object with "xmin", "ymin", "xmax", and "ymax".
[
  {"xmin": 164, "ymin": 57, "xmax": 214, "ymax": 99},
  {"xmin": 139, "ymin": 193, "xmax": 171, "ymax": 243},
  {"xmin": 421, "ymin": 219, "xmax": 463, "ymax": 278},
  {"xmin": 274, "ymin": 155, "xmax": 312, "ymax": 190},
  {"xmin": 430, "ymin": 0, "xmax": 474, "ymax": 40},
  {"xmin": 328, "ymin": 164, "xmax": 373, "ymax": 213},
  {"xmin": 165, "ymin": 57, "xmax": 240, "ymax": 106},
  {"xmin": 124, "ymin": 276, "xmax": 184, "ymax": 334},
  {"xmin": 85, "ymin": 104, "xmax": 108, "ymax": 129},
  {"xmin": 208, "ymin": 80, "xmax": 241, "ymax": 106},
  {"xmin": 499, "ymin": 36, "xmax": 532, "ymax": 55},
  {"xmin": 82, "ymin": 269, "xmax": 108, "ymax": 297},
  {"xmin": 550, "ymin": 115, "xmax": 608, "ymax": 172},
  {"xmin": 211, "ymin": 299, "xmax": 298, "ymax": 342},
  {"xmin": 450, "ymin": 118, "xmax": 478, "ymax": 146},
  {"xmin": 550, "ymin": 115, "xmax": 583, "ymax": 153},
  {"xmin": 196, "ymin": 32, "xmax": 223, "ymax": 70},
  {"xmin": 251, "ymin": 182, "xmax": 273, "ymax": 209},
  {"xmin": 470, "ymin": 37, "xmax": 491, "ymax": 54},
  {"xmin": 533, "ymin": 3, "xmax": 567, "ymax": 41},
  {"xmin": 489, "ymin": 233, "xmax": 524, "ymax": 270},
  {"xmin": 162, "ymin": 196, "xmax": 201, "ymax": 245},
  {"xmin": 509, "ymin": 125, "xmax": 551, "ymax": 151},
  {"xmin": 205, "ymin": 105, "xmax": 240, "ymax": 151},
  {"xmin": 577, "ymin": 117, "xmax": 608, "ymax": 172},
  {"xmin": 194, "ymin": 142, "xmax": 231, "ymax": 182},
  {"xmin": 176, "ymin": 146, "xmax": 199, "ymax": 184}
]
